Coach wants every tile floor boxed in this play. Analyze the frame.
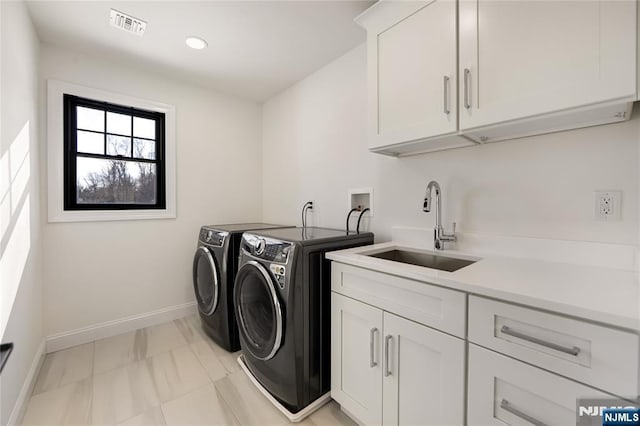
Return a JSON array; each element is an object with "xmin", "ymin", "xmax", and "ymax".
[{"xmin": 22, "ymin": 315, "xmax": 356, "ymax": 426}]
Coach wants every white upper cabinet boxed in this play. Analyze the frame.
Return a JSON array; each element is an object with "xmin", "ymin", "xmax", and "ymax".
[
  {"xmin": 356, "ymin": 0, "xmax": 475, "ymax": 156},
  {"xmin": 356, "ymin": 0, "xmax": 637, "ymax": 155},
  {"xmin": 459, "ymin": 0, "xmax": 637, "ymax": 139}
]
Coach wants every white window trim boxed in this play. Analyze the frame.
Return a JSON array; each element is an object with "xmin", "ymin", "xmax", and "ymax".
[{"xmin": 47, "ymin": 79, "xmax": 177, "ymax": 222}]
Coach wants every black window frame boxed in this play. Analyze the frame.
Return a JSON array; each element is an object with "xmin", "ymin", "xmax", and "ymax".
[{"xmin": 63, "ymin": 94, "xmax": 166, "ymax": 211}]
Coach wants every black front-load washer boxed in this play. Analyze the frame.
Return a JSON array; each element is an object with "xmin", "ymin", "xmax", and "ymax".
[
  {"xmin": 234, "ymin": 227, "xmax": 374, "ymax": 413},
  {"xmin": 192, "ymin": 223, "xmax": 291, "ymax": 352}
]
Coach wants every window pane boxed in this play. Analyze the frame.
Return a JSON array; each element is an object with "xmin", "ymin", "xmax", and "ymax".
[
  {"xmin": 107, "ymin": 112, "xmax": 131, "ymax": 136},
  {"xmin": 76, "ymin": 157, "xmax": 157, "ymax": 204},
  {"xmin": 106, "ymin": 135, "xmax": 131, "ymax": 157},
  {"xmin": 77, "ymin": 107, "xmax": 104, "ymax": 132},
  {"xmin": 133, "ymin": 138, "xmax": 156, "ymax": 159},
  {"xmin": 77, "ymin": 131, "xmax": 104, "ymax": 154},
  {"xmin": 132, "ymin": 162, "xmax": 157, "ymax": 204},
  {"xmin": 133, "ymin": 117, "xmax": 155, "ymax": 139}
]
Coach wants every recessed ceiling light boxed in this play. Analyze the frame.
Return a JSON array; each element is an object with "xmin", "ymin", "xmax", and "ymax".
[{"xmin": 185, "ymin": 36, "xmax": 208, "ymax": 50}]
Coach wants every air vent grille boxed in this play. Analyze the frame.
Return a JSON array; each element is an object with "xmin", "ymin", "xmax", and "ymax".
[{"xmin": 109, "ymin": 9, "xmax": 146, "ymax": 36}]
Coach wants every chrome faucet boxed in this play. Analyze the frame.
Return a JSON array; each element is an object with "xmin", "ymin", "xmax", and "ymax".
[{"xmin": 423, "ymin": 180, "xmax": 456, "ymax": 250}]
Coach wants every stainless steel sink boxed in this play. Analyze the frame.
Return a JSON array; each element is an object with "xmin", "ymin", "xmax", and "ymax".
[{"xmin": 367, "ymin": 249, "xmax": 476, "ymax": 272}]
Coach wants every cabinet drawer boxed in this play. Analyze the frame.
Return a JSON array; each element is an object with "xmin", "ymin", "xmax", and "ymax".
[
  {"xmin": 469, "ymin": 296, "xmax": 639, "ymax": 398},
  {"xmin": 331, "ymin": 263, "xmax": 465, "ymax": 337},
  {"xmin": 468, "ymin": 344, "xmax": 613, "ymax": 426}
]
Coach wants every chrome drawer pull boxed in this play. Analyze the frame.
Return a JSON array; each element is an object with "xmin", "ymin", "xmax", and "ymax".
[
  {"xmin": 384, "ymin": 335, "xmax": 393, "ymax": 377},
  {"xmin": 370, "ymin": 328, "xmax": 378, "ymax": 368},
  {"xmin": 500, "ymin": 399, "xmax": 548, "ymax": 426},
  {"xmin": 500, "ymin": 325, "xmax": 580, "ymax": 356}
]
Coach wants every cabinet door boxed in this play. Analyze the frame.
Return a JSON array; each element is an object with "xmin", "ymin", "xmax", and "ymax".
[
  {"xmin": 367, "ymin": 0, "xmax": 458, "ymax": 149},
  {"xmin": 331, "ymin": 293, "xmax": 383, "ymax": 425},
  {"xmin": 382, "ymin": 312, "xmax": 464, "ymax": 426},
  {"xmin": 468, "ymin": 344, "xmax": 613, "ymax": 426},
  {"xmin": 459, "ymin": 0, "xmax": 637, "ymax": 130}
]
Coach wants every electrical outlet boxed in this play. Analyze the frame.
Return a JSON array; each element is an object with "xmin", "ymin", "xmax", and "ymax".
[{"xmin": 594, "ymin": 191, "xmax": 621, "ymax": 221}]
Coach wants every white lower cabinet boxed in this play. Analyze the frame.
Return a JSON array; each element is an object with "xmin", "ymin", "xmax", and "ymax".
[
  {"xmin": 382, "ymin": 311, "xmax": 465, "ymax": 426},
  {"xmin": 331, "ymin": 292, "xmax": 465, "ymax": 425},
  {"xmin": 330, "ymin": 262, "xmax": 634, "ymax": 426},
  {"xmin": 331, "ymin": 293, "xmax": 383, "ymax": 425},
  {"xmin": 468, "ymin": 344, "xmax": 612, "ymax": 426}
]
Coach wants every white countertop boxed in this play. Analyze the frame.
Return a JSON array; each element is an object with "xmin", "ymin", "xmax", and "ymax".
[{"xmin": 326, "ymin": 242, "xmax": 640, "ymax": 331}]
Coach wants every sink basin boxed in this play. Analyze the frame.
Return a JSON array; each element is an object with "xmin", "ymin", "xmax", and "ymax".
[{"xmin": 367, "ymin": 249, "xmax": 476, "ymax": 272}]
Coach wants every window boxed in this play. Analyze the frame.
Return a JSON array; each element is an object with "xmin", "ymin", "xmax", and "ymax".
[
  {"xmin": 63, "ymin": 95, "xmax": 166, "ymax": 210},
  {"xmin": 47, "ymin": 79, "xmax": 176, "ymax": 222}
]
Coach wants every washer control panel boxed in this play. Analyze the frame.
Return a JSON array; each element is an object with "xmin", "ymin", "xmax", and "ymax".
[
  {"xmin": 262, "ymin": 241, "xmax": 291, "ymax": 263},
  {"xmin": 243, "ymin": 234, "xmax": 292, "ymax": 264}
]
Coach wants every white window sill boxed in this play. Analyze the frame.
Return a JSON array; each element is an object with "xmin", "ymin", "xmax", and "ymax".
[{"xmin": 48, "ymin": 209, "xmax": 176, "ymax": 223}]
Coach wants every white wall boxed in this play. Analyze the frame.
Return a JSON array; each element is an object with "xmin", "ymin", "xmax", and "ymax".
[
  {"xmin": 262, "ymin": 44, "xmax": 638, "ymax": 249},
  {"xmin": 40, "ymin": 44, "xmax": 263, "ymax": 336},
  {"xmin": 0, "ymin": 1, "xmax": 44, "ymax": 424}
]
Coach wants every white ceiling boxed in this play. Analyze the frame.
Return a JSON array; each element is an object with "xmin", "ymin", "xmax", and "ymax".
[{"xmin": 26, "ymin": 1, "xmax": 372, "ymax": 102}]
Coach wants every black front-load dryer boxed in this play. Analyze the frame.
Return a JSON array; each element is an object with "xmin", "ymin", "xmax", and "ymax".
[
  {"xmin": 193, "ymin": 223, "xmax": 291, "ymax": 352},
  {"xmin": 234, "ymin": 227, "xmax": 374, "ymax": 413}
]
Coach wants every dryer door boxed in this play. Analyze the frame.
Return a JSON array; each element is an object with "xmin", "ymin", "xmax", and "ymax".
[
  {"xmin": 234, "ymin": 260, "xmax": 283, "ymax": 360},
  {"xmin": 192, "ymin": 246, "xmax": 220, "ymax": 316}
]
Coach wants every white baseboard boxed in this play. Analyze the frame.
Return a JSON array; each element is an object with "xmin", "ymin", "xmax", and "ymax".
[
  {"xmin": 46, "ymin": 301, "xmax": 197, "ymax": 353},
  {"xmin": 7, "ymin": 339, "xmax": 46, "ymax": 426}
]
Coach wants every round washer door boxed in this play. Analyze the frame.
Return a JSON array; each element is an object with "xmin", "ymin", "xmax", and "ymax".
[
  {"xmin": 192, "ymin": 246, "xmax": 220, "ymax": 316},
  {"xmin": 234, "ymin": 260, "xmax": 283, "ymax": 360}
]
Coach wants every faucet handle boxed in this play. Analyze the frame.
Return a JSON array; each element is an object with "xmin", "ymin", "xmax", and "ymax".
[{"xmin": 452, "ymin": 222, "xmax": 456, "ymax": 234}]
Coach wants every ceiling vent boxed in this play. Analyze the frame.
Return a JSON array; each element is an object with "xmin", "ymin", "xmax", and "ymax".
[{"xmin": 109, "ymin": 9, "xmax": 146, "ymax": 36}]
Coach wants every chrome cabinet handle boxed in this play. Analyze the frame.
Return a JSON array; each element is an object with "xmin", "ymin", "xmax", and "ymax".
[
  {"xmin": 500, "ymin": 325, "xmax": 580, "ymax": 356},
  {"xmin": 463, "ymin": 68, "xmax": 471, "ymax": 109},
  {"xmin": 500, "ymin": 399, "xmax": 548, "ymax": 426},
  {"xmin": 369, "ymin": 328, "xmax": 378, "ymax": 368},
  {"xmin": 384, "ymin": 335, "xmax": 392, "ymax": 377},
  {"xmin": 443, "ymin": 75, "xmax": 450, "ymax": 115}
]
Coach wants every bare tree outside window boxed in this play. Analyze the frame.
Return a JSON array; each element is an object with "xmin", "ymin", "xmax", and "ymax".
[{"xmin": 77, "ymin": 139, "xmax": 157, "ymax": 204}]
